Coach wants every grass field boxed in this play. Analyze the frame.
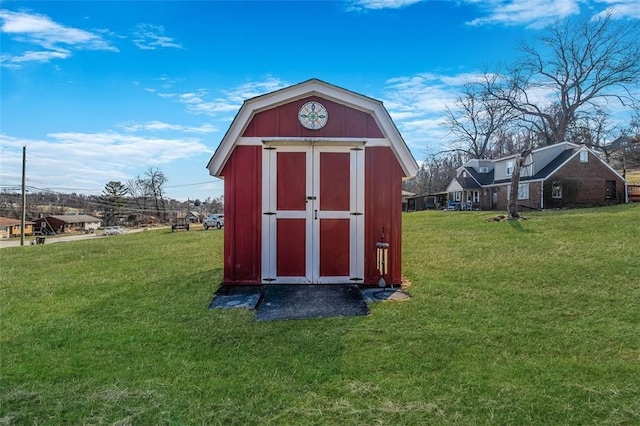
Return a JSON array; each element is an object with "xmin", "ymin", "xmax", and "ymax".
[
  {"xmin": 1, "ymin": 205, "xmax": 639, "ymax": 424},
  {"xmin": 626, "ymin": 170, "xmax": 640, "ymax": 184}
]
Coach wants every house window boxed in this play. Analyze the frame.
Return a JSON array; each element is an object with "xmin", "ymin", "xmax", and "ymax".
[
  {"xmin": 455, "ymin": 192, "xmax": 461, "ymax": 201},
  {"xmin": 552, "ymin": 182, "xmax": 563, "ymax": 199},
  {"xmin": 479, "ymin": 167, "xmax": 489, "ymax": 173},
  {"xmin": 462, "ymin": 170, "xmax": 467, "ymax": 177},
  {"xmin": 518, "ymin": 183, "xmax": 529, "ymax": 200},
  {"xmin": 506, "ymin": 160, "xmax": 514, "ymax": 175},
  {"xmin": 473, "ymin": 191, "xmax": 480, "ymax": 202},
  {"xmin": 580, "ymin": 151, "xmax": 588, "ymax": 163}
]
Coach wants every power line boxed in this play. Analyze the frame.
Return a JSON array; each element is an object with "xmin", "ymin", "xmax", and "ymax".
[{"xmin": 164, "ymin": 181, "xmax": 218, "ymax": 188}]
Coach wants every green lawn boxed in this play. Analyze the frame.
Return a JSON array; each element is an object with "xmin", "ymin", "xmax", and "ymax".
[{"xmin": 2, "ymin": 205, "xmax": 639, "ymax": 425}]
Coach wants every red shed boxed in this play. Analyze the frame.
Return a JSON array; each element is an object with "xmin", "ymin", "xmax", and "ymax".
[{"xmin": 207, "ymin": 79, "xmax": 418, "ymax": 286}]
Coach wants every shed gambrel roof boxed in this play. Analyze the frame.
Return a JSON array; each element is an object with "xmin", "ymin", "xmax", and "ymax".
[{"xmin": 206, "ymin": 78, "xmax": 419, "ymax": 178}]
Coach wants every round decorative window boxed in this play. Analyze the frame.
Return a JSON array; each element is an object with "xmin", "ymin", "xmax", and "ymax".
[{"xmin": 298, "ymin": 101, "xmax": 328, "ymax": 130}]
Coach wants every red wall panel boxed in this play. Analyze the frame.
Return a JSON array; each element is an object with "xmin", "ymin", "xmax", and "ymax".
[
  {"xmin": 319, "ymin": 219, "xmax": 350, "ymax": 277},
  {"xmin": 319, "ymin": 152, "xmax": 350, "ymax": 211},
  {"xmin": 243, "ymin": 96, "xmax": 384, "ymax": 139},
  {"xmin": 276, "ymin": 218, "xmax": 306, "ymax": 277},
  {"xmin": 364, "ymin": 147, "xmax": 404, "ymax": 286},
  {"xmin": 220, "ymin": 146, "xmax": 262, "ymax": 284},
  {"xmin": 277, "ymin": 152, "xmax": 306, "ymax": 211}
]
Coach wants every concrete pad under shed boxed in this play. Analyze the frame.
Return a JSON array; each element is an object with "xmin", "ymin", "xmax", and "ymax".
[
  {"xmin": 208, "ymin": 286, "xmax": 261, "ymax": 310},
  {"xmin": 361, "ymin": 287, "xmax": 411, "ymax": 302},
  {"xmin": 255, "ymin": 284, "xmax": 369, "ymax": 321}
]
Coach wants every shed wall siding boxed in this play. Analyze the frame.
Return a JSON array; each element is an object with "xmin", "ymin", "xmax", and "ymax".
[
  {"xmin": 221, "ymin": 145, "xmax": 262, "ymax": 284},
  {"xmin": 242, "ymin": 96, "xmax": 384, "ymax": 139},
  {"xmin": 364, "ymin": 147, "xmax": 404, "ymax": 285}
]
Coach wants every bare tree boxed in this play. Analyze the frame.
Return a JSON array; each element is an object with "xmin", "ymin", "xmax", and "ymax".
[
  {"xmin": 403, "ymin": 150, "xmax": 463, "ymax": 195},
  {"xmin": 445, "ymin": 84, "xmax": 517, "ymax": 159},
  {"xmin": 507, "ymin": 148, "xmax": 532, "ymax": 220},
  {"xmin": 565, "ymin": 107, "xmax": 614, "ymax": 148},
  {"xmin": 144, "ymin": 167, "xmax": 168, "ymax": 221},
  {"xmin": 126, "ymin": 178, "xmax": 150, "ymax": 216},
  {"xmin": 485, "ymin": 14, "xmax": 640, "ymax": 144},
  {"xmin": 125, "ymin": 168, "xmax": 168, "ymax": 222}
]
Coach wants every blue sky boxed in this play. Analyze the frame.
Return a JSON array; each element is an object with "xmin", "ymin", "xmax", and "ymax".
[{"xmin": 1, "ymin": 0, "xmax": 638, "ymax": 201}]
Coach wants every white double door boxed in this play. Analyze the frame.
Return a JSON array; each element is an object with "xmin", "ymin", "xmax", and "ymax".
[{"xmin": 262, "ymin": 144, "xmax": 364, "ymax": 284}]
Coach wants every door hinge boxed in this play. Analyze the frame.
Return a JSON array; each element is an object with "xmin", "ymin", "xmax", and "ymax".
[
  {"xmin": 350, "ymin": 147, "xmax": 363, "ymax": 151},
  {"xmin": 264, "ymin": 146, "xmax": 276, "ymax": 150},
  {"xmin": 350, "ymin": 277, "xmax": 363, "ymax": 281},
  {"xmin": 264, "ymin": 278, "xmax": 276, "ymax": 282},
  {"xmin": 307, "ymin": 196, "xmax": 317, "ymax": 200},
  {"xmin": 350, "ymin": 212, "xmax": 363, "ymax": 216},
  {"xmin": 264, "ymin": 212, "xmax": 276, "ymax": 215}
]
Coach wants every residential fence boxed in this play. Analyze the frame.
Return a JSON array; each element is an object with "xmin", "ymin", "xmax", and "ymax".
[{"xmin": 628, "ymin": 185, "xmax": 640, "ymax": 202}]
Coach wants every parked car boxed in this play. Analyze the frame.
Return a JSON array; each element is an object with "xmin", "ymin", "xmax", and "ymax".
[
  {"xmin": 203, "ymin": 214, "xmax": 224, "ymax": 230},
  {"xmin": 103, "ymin": 226, "xmax": 123, "ymax": 236}
]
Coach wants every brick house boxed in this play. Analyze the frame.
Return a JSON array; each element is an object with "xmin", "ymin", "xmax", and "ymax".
[
  {"xmin": 446, "ymin": 142, "xmax": 626, "ymax": 211},
  {"xmin": 33, "ymin": 214, "xmax": 102, "ymax": 234}
]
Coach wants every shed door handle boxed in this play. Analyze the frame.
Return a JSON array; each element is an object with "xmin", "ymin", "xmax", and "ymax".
[{"xmin": 314, "ymin": 210, "xmax": 318, "ymax": 220}]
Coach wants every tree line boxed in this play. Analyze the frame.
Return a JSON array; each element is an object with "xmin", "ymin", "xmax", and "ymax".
[
  {"xmin": 99, "ymin": 167, "xmax": 223, "ymax": 226},
  {"xmin": 404, "ymin": 13, "xmax": 640, "ymax": 218},
  {"xmin": 0, "ymin": 166, "xmax": 223, "ymax": 226}
]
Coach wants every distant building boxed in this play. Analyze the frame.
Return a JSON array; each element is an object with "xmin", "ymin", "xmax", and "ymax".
[
  {"xmin": 445, "ymin": 142, "xmax": 626, "ymax": 210},
  {"xmin": 0, "ymin": 217, "xmax": 34, "ymax": 238},
  {"xmin": 33, "ymin": 215, "xmax": 102, "ymax": 234}
]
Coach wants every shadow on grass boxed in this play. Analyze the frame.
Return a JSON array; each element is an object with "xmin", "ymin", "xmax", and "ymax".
[{"xmin": 508, "ymin": 219, "xmax": 537, "ymax": 233}]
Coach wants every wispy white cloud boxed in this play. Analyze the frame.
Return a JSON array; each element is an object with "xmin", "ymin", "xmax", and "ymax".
[
  {"xmin": 348, "ymin": 0, "xmax": 638, "ymax": 28},
  {"xmin": 1, "ymin": 49, "xmax": 70, "ymax": 66},
  {"xmin": 156, "ymin": 77, "xmax": 290, "ymax": 117},
  {"xmin": 117, "ymin": 121, "xmax": 217, "ymax": 134},
  {"xmin": 593, "ymin": 0, "xmax": 640, "ymax": 20},
  {"xmin": 132, "ymin": 23, "xmax": 182, "ymax": 50},
  {"xmin": 0, "ymin": 10, "xmax": 118, "ymax": 68},
  {"xmin": 0, "ymin": 131, "xmax": 210, "ymax": 193},
  {"xmin": 346, "ymin": 0, "xmax": 424, "ymax": 11},
  {"xmin": 381, "ymin": 70, "xmax": 634, "ymax": 159},
  {"xmin": 465, "ymin": 0, "xmax": 581, "ymax": 28},
  {"xmin": 381, "ymin": 72, "xmax": 487, "ymax": 154}
]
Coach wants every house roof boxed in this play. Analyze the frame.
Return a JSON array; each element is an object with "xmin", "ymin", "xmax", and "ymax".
[
  {"xmin": 491, "ymin": 148, "xmax": 578, "ymax": 185},
  {"xmin": 450, "ymin": 142, "xmax": 625, "ymax": 190},
  {"xmin": 45, "ymin": 215, "xmax": 101, "ymax": 223},
  {"xmin": 532, "ymin": 149, "xmax": 577, "ymax": 180},
  {"xmin": 604, "ymin": 135, "xmax": 636, "ymax": 150},
  {"xmin": 465, "ymin": 167, "xmax": 495, "ymax": 186},
  {"xmin": 456, "ymin": 176, "xmax": 481, "ymax": 189},
  {"xmin": 206, "ymin": 78, "xmax": 419, "ymax": 178},
  {"xmin": 0, "ymin": 217, "xmax": 34, "ymax": 226}
]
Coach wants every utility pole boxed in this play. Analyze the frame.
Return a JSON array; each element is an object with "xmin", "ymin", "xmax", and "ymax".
[{"xmin": 20, "ymin": 146, "xmax": 26, "ymax": 246}]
